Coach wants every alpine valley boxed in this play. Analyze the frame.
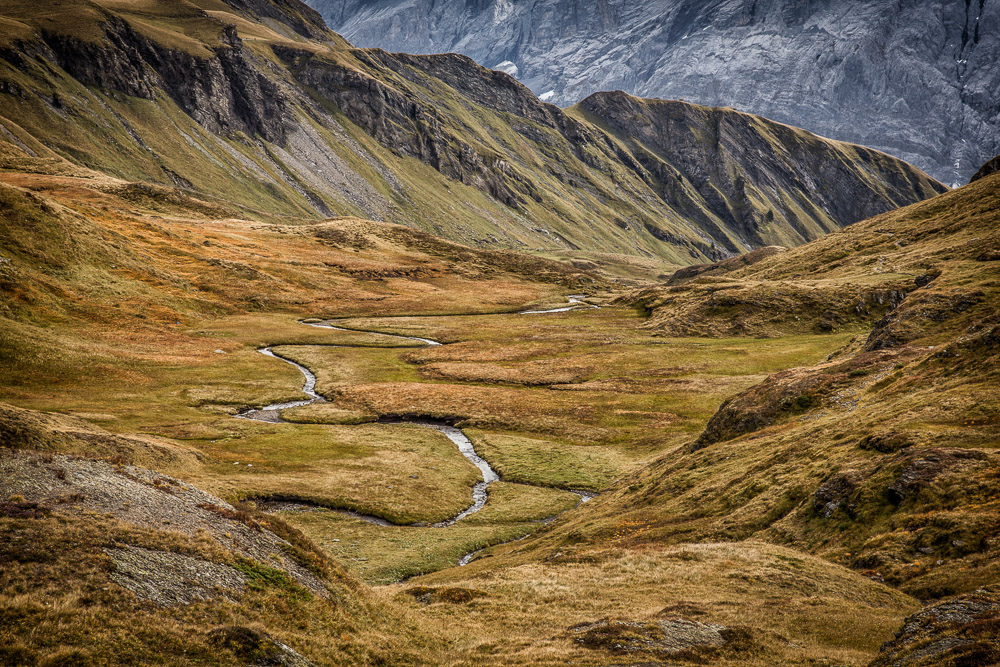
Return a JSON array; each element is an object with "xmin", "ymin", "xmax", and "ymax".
[{"xmin": 0, "ymin": 1, "xmax": 997, "ymax": 666}]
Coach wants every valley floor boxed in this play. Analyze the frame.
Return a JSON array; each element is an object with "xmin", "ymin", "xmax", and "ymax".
[{"xmin": 2, "ymin": 163, "xmax": 999, "ymax": 666}]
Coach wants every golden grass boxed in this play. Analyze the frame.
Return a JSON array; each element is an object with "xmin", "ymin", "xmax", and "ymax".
[
  {"xmin": 401, "ymin": 540, "xmax": 917, "ymax": 665},
  {"xmin": 2, "ymin": 157, "xmax": 996, "ymax": 664},
  {"xmin": 280, "ymin": 482, "xmax": 579, "ymax": 584}
]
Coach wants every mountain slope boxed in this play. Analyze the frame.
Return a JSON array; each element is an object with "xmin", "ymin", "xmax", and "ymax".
[
  {"xmin": 0, "ymin": 0, "xmax": 943, "ymax": 266},
  {"xmin": 571, "ymin": 91, "xmax": 939, "ymax": 251},
  {"xmin": 395, "ymin": 159, "xmax": 1000, "ymax": 666},
  {"xmin": 0, "ymin": 406, "xmax": 447, "ymax": 666},
  {"xmin": 579, "ymin": 166, "xmax": 1000, "ymax": 595},
  {"xmin": 315, "ymin": 0, "xmax": 1000, "ymax": 185}
]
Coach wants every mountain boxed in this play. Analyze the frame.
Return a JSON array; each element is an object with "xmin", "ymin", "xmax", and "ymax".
[
  {"xmin": 0, "ymin": 0, "xmax": 996, "ymax": 659},
  {"xmin": 409, "ymin": 161, "xmax": 1000, "ymax": 665},
  {"xmin": 617, "ymin": 162, "xmax": 1000, "ymax": 599},
  {"xmin": 0, "ymin": 0, "xmax": 942, "ymax": 267},
  {"xmin": 314, "ymin": 0, "xmax": 1000, "ymax": 186}
]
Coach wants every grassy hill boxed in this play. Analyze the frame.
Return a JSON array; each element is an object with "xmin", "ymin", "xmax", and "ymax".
[
  {"xmin": 401, "ymin": 168, "xmax": 1000, "ymax": 665},
  {"xmin": 1, "ymin": 144, "xmax": 995, "ymax": 663},
  {"xmin": 0, "ymin": 1, "xmax": 994, "ymax": 665}
]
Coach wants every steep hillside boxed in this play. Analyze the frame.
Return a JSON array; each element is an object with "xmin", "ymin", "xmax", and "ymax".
[
  {"xmin": 626, "ymin": 170, "xmax": 1000, "ymax": 565},
  {"xmin": 316, "ymin": 0, "xmax": 1000, "ymax": 185},
  {"xmin": 0, "ymin": 0, "xmax": 942, "ymax": 267},
  {"xmin": 572, "ymin": 92, "xmax": 938, "ymax": 250},
  {"xmin": 0, "ymin": 407, "xmax": 446, "ymax": 665},
  {"xmin": 390, "ymin": 160, "xmax": 1000, "ymax": 667}
]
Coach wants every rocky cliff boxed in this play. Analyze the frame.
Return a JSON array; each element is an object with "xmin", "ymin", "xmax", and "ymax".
[
  {"xmin": 315, "ymin": 0, "xmax": 1000, "ymax": 186},
  {"xmin": 573, "ymin": 91, "xmax": 940, "ymax": 251},
  {"xmin": 0, "ymin": 0, "xmax": 943, "ymax": 265}
]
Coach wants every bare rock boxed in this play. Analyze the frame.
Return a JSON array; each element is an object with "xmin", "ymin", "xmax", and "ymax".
[
  {"xmin": 970, "ymin": 155, "xmax": 1000, "ymax": 183},
  {"xmin": 887, "ymin": 448, "xmax": 989, "ymax": 506},
  {"xmin": 318, "ymin": 0, "xmax": 1000, "ymax": 185},
  {"xmin": 866, "ymin": 290, "xmax": 986, "ymax": 352},
  {"xmin": 868, "ymin": 588, "xmax": 1000, "ymax": 667},
  {"xmin": 570, "ymin": 617, "xmax": 731, "ymax": 656},
  {"xmin": 0, "ymin": 447, "xmax": 328, "ymax": 598},
  {"xmin": 104, "ymin": 545, "xmax": 246, "ymax": 606},
  {"xmin": 667, "ymin": 246, "xmax": 787, "ymax": 285},
  {"xmin": 812, "ymin": 471, "xmax": 863, "ymax": 519},
  {"xmin": 42, "ymin": 18, "xmax": 290, "ymax": 143},
  {"xmin": 859, "ymin": 431, "xmax": 916, "ymax": 454},
  {"xmin": 207, "ymin": 626, "xmax": 315, "ymax": 666}
]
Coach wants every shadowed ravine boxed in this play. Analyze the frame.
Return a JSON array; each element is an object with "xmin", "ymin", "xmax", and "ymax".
[{"xmin": 236, "ymin": 296, "xmax": 599, "ymax": 566}]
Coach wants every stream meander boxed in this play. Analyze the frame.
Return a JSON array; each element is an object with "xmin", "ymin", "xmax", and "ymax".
[{"xmin": 235, "ymin": 296, "xmax": 599, "ymax": 566}]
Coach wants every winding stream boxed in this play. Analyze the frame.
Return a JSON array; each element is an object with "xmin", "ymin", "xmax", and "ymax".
[
  {"xmin": 519, "ymin": 294, "xmax": 599, "ymax": 314},
  {"xmin": 235, "ymin": 295, "xmax": 599, "ymax": 564},
  {"xmin": 237, "ymin": 349, "xmax": 325, "ymax": 423}
]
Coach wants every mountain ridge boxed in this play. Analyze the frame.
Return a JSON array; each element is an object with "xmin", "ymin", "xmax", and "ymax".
[
  {"xmin": 0, "ymin": 1, "xmax": 998, "ymax": 663},
  {"xmin": 313, "ymin": 0, "xmax": 1000, "ymax": 186},
  {"xmin": 0, "ymin": 0, "xmax": 943, "ymax": 266}
]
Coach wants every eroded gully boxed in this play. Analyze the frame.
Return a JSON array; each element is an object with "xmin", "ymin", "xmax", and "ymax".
[{"xmin": 235, "ymin": 296, "xmax": 598, "ymax": 563}]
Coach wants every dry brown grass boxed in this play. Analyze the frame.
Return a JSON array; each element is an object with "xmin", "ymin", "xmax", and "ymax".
[
  {"xmin": 401, "ymin": 540, "xmax": 916, "ymax": 665},
  {"xmin": 2, "ymin": 154, "xmax": 996, "ymax": 664}
]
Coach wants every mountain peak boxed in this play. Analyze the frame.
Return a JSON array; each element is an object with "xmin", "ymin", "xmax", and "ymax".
[{"xmin": 313, "ymin": 0, "xmax": 1000, "ymax": 184}]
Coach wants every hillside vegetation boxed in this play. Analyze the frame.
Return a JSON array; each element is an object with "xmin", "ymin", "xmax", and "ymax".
[
  {"xmin": 0, "ymin": 0, "xmax": 943, "ymax": 267},
  {"xmin": 407, "ymin": 168, "xmax": 1000, "ymax": 665},
  {"xmin": 0, "ymin": 1, "xmax": 995, "ymax": 665},
  {"xmin": 2, "ymin": 139, "xmax": 997, "ymax": 664}
]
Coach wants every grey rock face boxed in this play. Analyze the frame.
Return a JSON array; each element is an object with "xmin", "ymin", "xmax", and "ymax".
[
  {"xmin": 42, "ymin": 17, "xmax": 291, "ymax": 144},
  {"xmin": 577, "ymin": 91, "xmax": 942, "ymax": 252},
  {"xmin": 971, "ymin": 154, "xmax": 1000, "ymax": 182},
  {"xmin": 868, "ymin": 588, "xmax": 1000, "ymax": 667},
  {"xmin": 313, "ymin": 0, "xmax": 1000, "ymax": 185}
]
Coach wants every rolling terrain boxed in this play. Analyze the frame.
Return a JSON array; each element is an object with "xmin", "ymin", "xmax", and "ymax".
[
  {"xmin": 401, "ymin": 160, "xmax": 1000, "ymax": 666},
  {"xmin": 0, "ymin": 0, "xmax": 997, "ymax": 666},
  {"xmin": 1, "ymin": 135, "xmax": 997, "ymax": 664}
]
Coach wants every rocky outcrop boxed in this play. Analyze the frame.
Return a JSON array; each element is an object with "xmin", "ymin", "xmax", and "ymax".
[
  {"xmin": 316, "ymin": 0, "xmax": 1000, "ymax": 185},
  {"xmin": 569, "ymin": 617, "xmax": 748, "ymax": 657},
  {"xmin": 865, "ymin": 289, "xmax": 986, "ymax": 352},
  {"xmin": 812, "ymin": 471, "xmax": 863, "ymax": 519},
  {"xmin": 970, "ymin": 154, "xmax": 1000, "ymax": 183},
  {"xmin": 667, "ymin": 246, "xmax": 787, "ymax": 285},
  {"xmin": 40, "ymin": 17, "xmax": 158, "ymax": 99},
  {"xmin": 42, "ymin": 17, "xmax": 290, "ymax": 143},
  {"xmin": 692, "ymin": 364, "xmax": 835, "ymax": 449},
  {"xmin": 0, "ymin": 447, "xmax": 329, "ymax": 598},
  {"xmin": 578, "ymin": 92, "xmax": 945, "ymax": 250},
  {"xmin": 886, "ymin": 448, "xmax": 989, "ymax": 506},
  {"xmin": 222, "ymin": 0, "xmax": 329, "ymax": 40},
  {"xmin": 868, "ymin": 588, "xmax": 1000, "ymax": 667},
  {"xmin": 275, "ymin": 46, "xmax": 532, "ymax": 208},
  {"xmin": 209, "ymin": 626, "xmax": 316, "ymax": 666}
]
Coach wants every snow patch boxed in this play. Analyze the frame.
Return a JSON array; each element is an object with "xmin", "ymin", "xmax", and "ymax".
[
  {"xmin": 495, "ymin": 60, "xmax": 518, "ymax": 77},
  {"xmin": 539, "ymin": 90, "xmax": 556, "ymax": 102}
]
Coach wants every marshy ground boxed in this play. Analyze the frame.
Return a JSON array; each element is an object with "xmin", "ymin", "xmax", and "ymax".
[{"xmin": 2, "ymin": 158, "xmax": 998, "ymax": 665}]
